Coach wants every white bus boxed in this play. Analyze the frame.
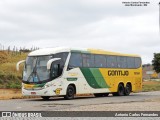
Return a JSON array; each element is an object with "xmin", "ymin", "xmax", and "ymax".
[{"xmin": 17, "ymin": 47, "xmax": 142, "ymax": 100}]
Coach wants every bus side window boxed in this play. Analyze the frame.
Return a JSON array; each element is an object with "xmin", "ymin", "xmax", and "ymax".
[
  {"xmin": 117, "ymin": 56, "xmax": 127, "ymax": 68},
  {"xmin": 117, "ymin": 64, "xmax": 121, "ymax": 68},
  {"xmin": 68, "ymin": 53, "xmax": 82, "ymax": 70},
  {"xmin": 54, "ymin": 52, "xmax": 69, "ymax": 63},
  {"xmin": 82, "ymin": 54, "xmax": 94, "ymax": 68},
  {"xmin": 106, "ymin": 56, "xmax": 117, "ymax": 68},
  {"xmin": 82, "ymin": 54, "xmax": 88, "ymax": 67},
  {"xmin": 95, "ymin": 55, "xmax": 106, "ymax": 68},
  {"xmin": 54, "ymin": 52, "xmax": 69, "ymax": 74},
  {"xmin": 127, "ymin": 57, "xmax": 135, "ymax": 68},
  {"xmin": 50, "ymin": 63, "xmax": 61, "ymax": 79},
  {"xmin": 135, "ymin": 57, "xmax": 141, "ymax": 68}
]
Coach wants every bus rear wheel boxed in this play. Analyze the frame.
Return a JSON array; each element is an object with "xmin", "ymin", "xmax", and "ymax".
[
  {"xmin": 94, "ymin": 93, "xmax": 109, "ymax": 97},
  {"xmin": 124, "ymin": 84, "xmax": 131, "ymax": 96},
  {"xmin": 64, "ymin": 85, "xmax": 75, "ymax": 100},
  {"xmin": 113, "ymin": 84, "xmax": 125, "ymax": 96},
  {"xmin": 41, "ymin": 96, "xmax": 50, "ymax": 100}
]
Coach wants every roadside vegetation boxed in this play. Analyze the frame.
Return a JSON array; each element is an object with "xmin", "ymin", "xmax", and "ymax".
[
  {"xmin": 142, "ymin": 80, "xmax": 160, "ymax": 92},
  {"xmin": 0, "ymin": 51, "xmax": 28, "ymax": 88}
]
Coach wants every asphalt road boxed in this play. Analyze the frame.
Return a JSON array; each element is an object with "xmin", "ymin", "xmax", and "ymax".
[{"xmin": 0, "ymin": 91, "xmax": 160, "ymax": 111}]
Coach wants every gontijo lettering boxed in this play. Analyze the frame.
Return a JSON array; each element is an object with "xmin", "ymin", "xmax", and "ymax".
[{"xmin": 108, "ymin": 70, "xmax": 129, "ymax": 76}]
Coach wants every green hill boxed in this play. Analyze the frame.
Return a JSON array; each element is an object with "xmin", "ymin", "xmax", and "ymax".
[{"xmin": 0, "ymin": 51, "xmax": 28, "ymax": 88}]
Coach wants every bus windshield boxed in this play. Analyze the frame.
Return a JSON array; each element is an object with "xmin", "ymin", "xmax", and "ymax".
[{"xmin": 23, "ymin": 55, "xmax": 52, "ymax": 83}]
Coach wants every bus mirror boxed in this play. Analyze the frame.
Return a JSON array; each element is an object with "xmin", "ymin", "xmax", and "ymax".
[
  {"xmin": 16, "ymin": 60, "xmax": 25, "ymax": 71},
  {"xmin": 47, "ymin": 58, "xmax": 61, "ymax": 70}
]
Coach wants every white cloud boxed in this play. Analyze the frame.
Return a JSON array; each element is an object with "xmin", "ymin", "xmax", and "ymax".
[{"xmin": 0, "ymin": 0, "xmax": 159, "ymax": 64}]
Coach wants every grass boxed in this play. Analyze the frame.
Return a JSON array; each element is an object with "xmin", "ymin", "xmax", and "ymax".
[
  {"xmin": 0, "ymin": 51, "xmax": 28, "ymax": 88},
  {"xmin": 142, "ymin": 80, "xmax": 160, "ymax": 92}
]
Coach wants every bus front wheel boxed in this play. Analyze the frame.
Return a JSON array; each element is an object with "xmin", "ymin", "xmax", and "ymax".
[{"xmin": 64, "ymin": 85, "xmax": 75, "ymax": 100}]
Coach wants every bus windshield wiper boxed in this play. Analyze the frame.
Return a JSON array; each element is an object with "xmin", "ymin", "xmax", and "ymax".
[
  {"xmin": 27, "ymin": 57, "xmax": 38, "ymax": 83},
  {"xmin": 26, "ymin": 57, "xmax": 41, "ymax": 83}
]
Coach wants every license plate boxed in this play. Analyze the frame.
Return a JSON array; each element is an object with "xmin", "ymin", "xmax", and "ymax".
[
  {"xmin": 31, "ymin": 92, "xmax": 36, "ymax": 95},
  {"xmin": 24, "ymin": 84, "xmax": 34, "ymax": 89}
]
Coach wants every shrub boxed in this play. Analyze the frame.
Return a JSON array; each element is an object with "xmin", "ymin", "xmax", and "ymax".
[{"xmin": 0, "ymin": 51, "xmax": 27, "ymax": 88}]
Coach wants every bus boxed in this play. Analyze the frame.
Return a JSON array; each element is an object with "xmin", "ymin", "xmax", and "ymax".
[{"xmin": 16, "ymin": 47, "xmax": 142, "ymax": 100}]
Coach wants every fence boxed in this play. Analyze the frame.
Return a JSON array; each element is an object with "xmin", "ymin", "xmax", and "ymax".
[{"xmin": 0, "ymin": 43, "xmax": 39, "ymax": 55}]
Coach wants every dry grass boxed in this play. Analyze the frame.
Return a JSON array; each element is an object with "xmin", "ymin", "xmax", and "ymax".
[
  {"xmin": 0, "ymin": 89, "xmax": 22, "ymax": 100},
  {"xmin": 143, "ymin": 81, "xmax": 160, "ymax": 85},
  {"xmin": 142, "ymin": 80, "xmax": 160, "ymax": 92},
  {"xmin": 0, "ymin": 89, "xmax": 40, "ymax": 100},
  {"xmin": 0, "ymin": 51, "xmax": 28, "ymax": 88}
]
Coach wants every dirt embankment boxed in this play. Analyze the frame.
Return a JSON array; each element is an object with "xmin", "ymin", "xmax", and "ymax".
[
  {"xmin": 0, "ymin": 89, "xmax": 22, "ymax": 99},
  {"xmin": 0, "ymin": 89, "xmax": 39, "ymax": 100}
]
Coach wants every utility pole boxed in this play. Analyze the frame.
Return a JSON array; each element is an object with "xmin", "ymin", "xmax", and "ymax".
[{"xmin": 159, "ymin": 2, "xmax": 160, "ymax": 34}]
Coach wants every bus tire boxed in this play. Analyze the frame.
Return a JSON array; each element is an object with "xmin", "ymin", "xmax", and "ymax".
[
  {"xmin": 94, "ymin": 93, "xmax": 109, "ymax": 97},
  {"xmin": 124, "ymin": 83, "xmax": 131, "ymax": 96},
  {"xmin": 64, "ymin": 85, "xmax": 75, "ymax": 100},
  {"xmin": 113, "ymin": 84, "xmax": 125, "ymax": 96},
  {"xmin": 41, "ymin": 96, "xmax": 50, "ymax": 100},
  {"xmin": 117, "ymin": 84, "xmax": 125, "ymax": 96}
]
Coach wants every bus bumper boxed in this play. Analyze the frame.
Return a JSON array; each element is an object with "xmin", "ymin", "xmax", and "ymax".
[{"xmin": 22, "ymin": 87, "xmax": 65, "ymax": 96}]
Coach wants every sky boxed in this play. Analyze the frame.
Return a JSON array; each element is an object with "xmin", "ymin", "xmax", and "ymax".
[{"xmin": 0, "ymin": 0, "xmax": 159, "ymax": 64}]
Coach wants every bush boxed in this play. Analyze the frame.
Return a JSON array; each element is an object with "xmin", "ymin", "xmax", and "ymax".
[
  {"xmin": 0, "ymin": 79, "xmax": 3, "ymax": 84},
  {"xmin": 8, "ymin": 83, "xmax": 21, "ymax": 89},
  {"xmin": 0, "ymin": 72, "xmax": 22, "ymax": 88},
  {"xmin": 0, "ymin": 51, "xmax": 27, "ymax": 89}
]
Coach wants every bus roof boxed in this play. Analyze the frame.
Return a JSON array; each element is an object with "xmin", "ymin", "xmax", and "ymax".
[{"xmin": 28, "ymin": 47, "xmax": 140, "ymax": 57}]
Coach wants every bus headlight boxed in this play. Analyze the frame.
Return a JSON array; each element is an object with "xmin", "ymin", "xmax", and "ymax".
[{"xmin": 43, "ymin": 83, "xmax": 54, "ymax": 89}]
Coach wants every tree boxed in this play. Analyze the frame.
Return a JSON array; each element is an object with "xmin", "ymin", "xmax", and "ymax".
[{"xmin": 152, "ymin": 53, "xmax": 160, "ymax": 73}]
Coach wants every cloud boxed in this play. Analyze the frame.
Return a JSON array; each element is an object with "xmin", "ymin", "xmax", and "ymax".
[{"xmin": 0, "ymin": 0, "xmax": 159, "ymax": 64}]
